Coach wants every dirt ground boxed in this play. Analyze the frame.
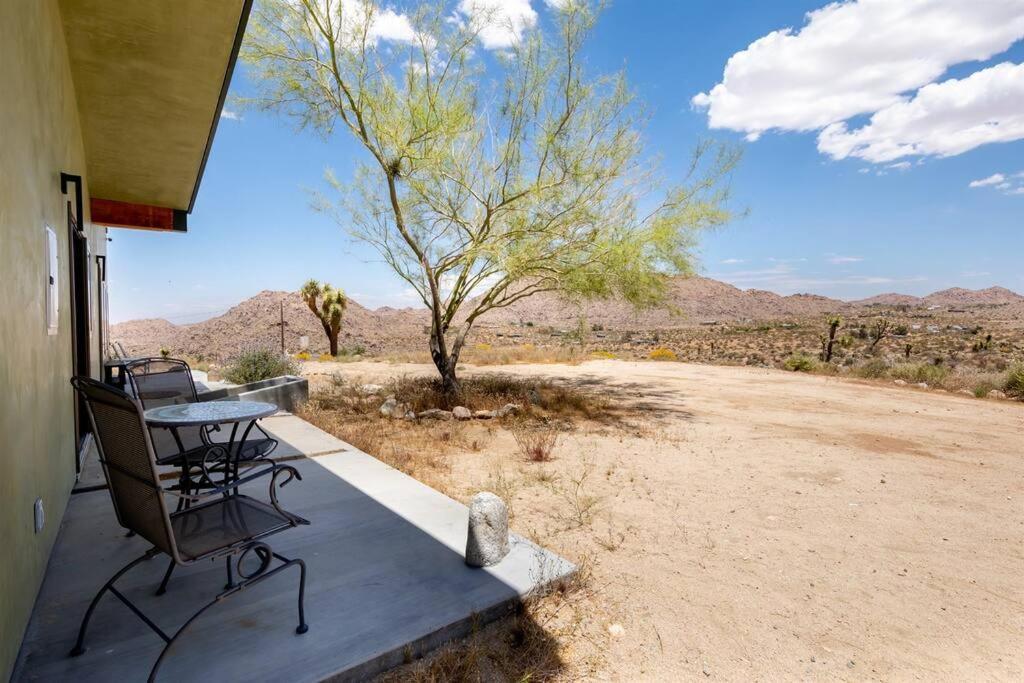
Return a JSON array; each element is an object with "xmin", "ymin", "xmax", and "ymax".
[{"xmin": 305, "ymin": 359, "xmax": 1024, "ymax": 681}]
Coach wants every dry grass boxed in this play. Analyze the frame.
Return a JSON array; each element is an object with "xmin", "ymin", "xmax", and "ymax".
[
  {"xmin": 844, "ymin": 359, "xmax": 1019, "ymax": 397},
  {"xmin": 297, "ymin": 373, "xmax": 613, "ymax": 495},
  {"xmin": 377, "ymin": 558, "xmax": 600, "ymax": 683},
  {"xmin": 511, "ymin": 423, "xmax": 560, "ymax": 462},
  {"xmin": 296, "ymin": 372, "xmax": 639, "ymax": 682}
]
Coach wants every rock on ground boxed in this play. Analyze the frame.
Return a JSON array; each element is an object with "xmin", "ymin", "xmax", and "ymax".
[
  {"xmin": 453, "ymin": 406, "xmax": 472, "ymax": 421},
  {"xmin": 465, "ymin": 492, "xmax": 510, "ymax": 567}
]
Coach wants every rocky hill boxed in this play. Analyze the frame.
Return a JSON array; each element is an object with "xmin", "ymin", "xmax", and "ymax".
[{"xmin": 111, "ymin": 277, "xmax": 1024, "ymax": 361}]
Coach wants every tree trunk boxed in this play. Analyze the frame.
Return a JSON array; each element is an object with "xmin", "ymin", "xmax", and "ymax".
[
  {"xmin": 328, "ymin": 332, "xmax": 339, "ymax": 357},
  {"xmin": 429, "ymin": 325, "xmax": 462, "ymax": 395}
]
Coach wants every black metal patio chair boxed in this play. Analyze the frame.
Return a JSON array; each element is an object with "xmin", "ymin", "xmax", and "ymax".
[
  {"xmin": 123, "ymin": 357, "xmax": 278, "ymax": 466},
  {"xmin": 69, "ymin": 377, "xmax": 310, "ymax": 682}
]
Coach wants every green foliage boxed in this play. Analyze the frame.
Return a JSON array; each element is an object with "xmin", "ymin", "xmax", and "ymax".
[
  {"xmin": 243, "ymin": 0, "xmax": 738, "ymax": 387},
  {"xmin": 1005, "ymin": 363, "xmax": 1024, "ymax": 397},
  {"xmin": 889, "ymin": 363, "xmax": 949, "ymax": 385},
  {"xmin": 783, "ymin": 354, "xmax": 816, "ymax": 372},
  {"xmin": 851, "ymin": 358, "xmax": 889, "ymax": 378},
  {"xmin": 159, "ymin": 347, "xmax": 170, "ymax": 359},
  {"xmin": 301, "ymin": 279, "xmax": 347, "ymax": 355},
  {"xmin": 223, "ymin": 347, "xmax": 298, "ymax": 384}
]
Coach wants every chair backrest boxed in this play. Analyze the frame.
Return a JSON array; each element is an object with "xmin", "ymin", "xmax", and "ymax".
[
  {"xmin": 124, "ymin": 357, "xmax": 199, "ymax": 408},
  {"xmin": 71, "ymin": 377, "xmax": 178, "ymax": 560},
  {"xmin": 124, "ymin": 358, "xmax": 206, "ymax": 459}
]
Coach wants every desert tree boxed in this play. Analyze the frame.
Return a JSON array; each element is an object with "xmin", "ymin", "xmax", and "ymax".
[
  {"xmin": 869, "ymin": 318, "xmax": 890, "ymax": 350},
  {"xmin": 244, "ymin": 0, "xmax": 738, "ymax": 392},
  {"xmin": 820, "ymin": 314, "xmax": 842, "ymax": 362},
  {"xmin": 301, "ymin": 279, "xmax": 347, "ymax": 356}
]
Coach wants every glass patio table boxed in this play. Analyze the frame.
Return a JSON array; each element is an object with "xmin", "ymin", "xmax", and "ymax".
[{"xmin": 144, "ymin": 400, "xmax": 278, "ymax": 493}]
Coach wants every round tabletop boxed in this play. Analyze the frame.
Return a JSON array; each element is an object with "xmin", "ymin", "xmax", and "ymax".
[{"xmin": 144, "ymin": 400, "xmax": 278, "ymax": 427}]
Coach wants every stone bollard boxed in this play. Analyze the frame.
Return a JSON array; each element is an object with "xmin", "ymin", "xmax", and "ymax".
[{"xmin": 465, "ymin": 492, "xmax": 510, "ymax": 567}]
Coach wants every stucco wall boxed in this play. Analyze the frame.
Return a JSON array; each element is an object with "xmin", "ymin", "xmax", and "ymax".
[{"xmin": 0, "ymin": 0, "xmax": 105, "ymax": 677}]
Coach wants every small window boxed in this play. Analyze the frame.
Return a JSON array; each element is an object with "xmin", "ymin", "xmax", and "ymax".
[{"xmin": 46, "ymin": 225, "xmax": 58, "ymax": 335}]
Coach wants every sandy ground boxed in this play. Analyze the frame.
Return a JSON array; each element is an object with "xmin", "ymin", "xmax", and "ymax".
[{"xmin": 307, "ymin": 359, "xmax": 1024, "ymax": 681}]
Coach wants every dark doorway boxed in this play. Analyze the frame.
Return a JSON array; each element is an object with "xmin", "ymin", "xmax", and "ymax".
[{"xmin": 62, "ymin": 173, "xmax": 91, "ymax": 472}]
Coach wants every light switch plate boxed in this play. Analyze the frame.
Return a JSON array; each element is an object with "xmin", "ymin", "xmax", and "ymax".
[{"xmin": 34, "ymin": 498, "xmax": 44, "ymax": 534}]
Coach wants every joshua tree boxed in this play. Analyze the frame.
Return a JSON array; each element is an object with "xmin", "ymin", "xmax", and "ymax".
[
  {"xmin": 300, "ymin": 279, "xmax": 346, "ymax": 356},
  {"xmin": 869, "ymin": 318, "xmax": 891, "ymax": 350},
  {"xmin": 820, "ymin": 314, "xmax": 842, "ymax": 362},
  {"xmin": 244, "ymin": 0, "xmax": 737, "ymax": 393}
]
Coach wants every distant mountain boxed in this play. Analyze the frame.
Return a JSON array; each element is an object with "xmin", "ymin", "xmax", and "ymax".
[
  {"xmin": 923, "ymin": 286, "xmax": 1024, "ymax": 307},
  {"xmin": 111, "ymin": 277, "xmax": 1024, "ymax": 360}
]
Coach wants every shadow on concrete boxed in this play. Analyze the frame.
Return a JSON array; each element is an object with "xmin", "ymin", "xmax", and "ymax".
[{"xmin": 16, "ymin": 450, "xmax": 573, "ymax": 681}]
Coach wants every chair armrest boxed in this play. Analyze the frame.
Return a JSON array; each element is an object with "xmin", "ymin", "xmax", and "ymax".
[{"xmin": 165, "ymin": 462, "xmax": 302, "ymax": 505}]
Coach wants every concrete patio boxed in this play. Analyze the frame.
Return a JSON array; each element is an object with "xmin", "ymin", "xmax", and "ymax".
[{"xmin": 14, "ymin": 416, "xmax": 574, "ymax": 681}]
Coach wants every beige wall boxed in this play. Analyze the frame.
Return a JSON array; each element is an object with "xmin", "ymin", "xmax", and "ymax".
[{"xmin": 0, "ymin": 0, "xmax": 106, "ymax": 677}]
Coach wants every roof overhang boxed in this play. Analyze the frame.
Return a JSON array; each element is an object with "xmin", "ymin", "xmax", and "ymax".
[{"xmin": 59, "ymin": 0, "xmax": 252, "ymax": 231}]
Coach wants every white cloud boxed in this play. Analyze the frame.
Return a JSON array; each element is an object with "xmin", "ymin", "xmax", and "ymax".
[
  {"xmin": 970, "ymin": 173, "xmax": 1007, "ymax": 188},
  {"xmin": 720, "ymin": 258, "xmax": 746, "ymax": 264},
  {"xmin": 827, "ymin": 255, "xmax": 864, "ymax": 264},
  {"xmin": 458, "ymin": 0, "xmax": 537, "ymax": 49},
  {"xmin": 692, "ymin": 0, "xmax": 1024, "ymax": 164},
  {"xmin": 818, "ymin": 62, "xmax": 1024, "ymax": 163},
  {"xmin": 968, "ymin": 170, "xmax": 1024, "ymax": 195},
  {"xmin": 220, "ymin": 110, "xmax": 241, "ymax": 121},
  {"xmin": 887, "ymin": 161, "xmax": 911, "ymax": 171},
  {"xmin": 370, "ymin": 8, "xmax": 418, "ymax": 43},
  {"xmin": 709, "ymin": 261, "xmax": 927, "ymax": 294}
]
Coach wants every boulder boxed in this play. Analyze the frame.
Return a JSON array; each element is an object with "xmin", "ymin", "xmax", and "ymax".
[
  {"xmin": 496, "ymin": 403, "xmax": 522, "ymax": 418},
  {"xmin": 893, "ymin": 379, "xmax": 907, "ymax": 386},
  {"xmin": 988, "ymin": 389, "xmax": 1008, "ymax": 400},
  {"xmin": 418, "ymin": 408, "xmax": 453, "ymax": 421},
  {"xmin": 465, "ymin": 492, "xmax": 510, "ymax": 567},
  {"xmin": 915, "ymin": 382, "xmax": 929, "ymax": 389},
  {"xmin": 379, "ymin": 397, "xmax": 410, "ymax": 419},
  {"xmin": 379, "ymin": 397, "xmax": 398, "ymax": 417},
  {"xmin": 473, "ymin": 410, "xmax": 497, "ymax": 420},
  {"xmin": 359, "ymin": 383, "xmax": 384, "ymax": 395},
  {"xmin": 453, "ymin": 406, "xmax": 472, "ymax": 421},
  {"xmin": 958, "ymin": 389, "xmax": 975, "ymax": 397}
]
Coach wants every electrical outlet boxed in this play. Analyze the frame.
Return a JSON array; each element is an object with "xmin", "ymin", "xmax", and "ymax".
[{"xmin": 34, "ymin": 498, "xmax": 45, "ymax": 534}]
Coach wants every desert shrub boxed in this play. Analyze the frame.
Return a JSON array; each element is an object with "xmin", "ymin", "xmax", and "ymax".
[
  {"xmin": 318, "ymin": 353, "xmax": 334, "ymax": 361},
  {"xmin": 889, "ymin": 362, "xmax": 949, "ymax": 385},
  {"xmin": 511, "ymin": 424, "xmax": 559, "ymax": 462},
  {"xmin": 851, "ymin": 358, "xmax": 889, "ymax": 378},
  {"xmin": 590, "ymin": 350, "xmax": 616, "ymax": 360},
  {"xmin": 649, "ymin": 347, "xmax": 677, "ymax": 361},
  {"xmin": 1005, "ymin": 363, "xmax": 1024, "ymax": 397},
  {"xmin": 294, "ymin": 351, "xmax": 311, "ymax": 361},
  {"xmin": 159, "ymin": 347, "xmax": 171, "ymax": 359},
  {"xmin": 972, "ymin": 379, "xmax": 1000, "ymax": 398},
  {"xmin": 223, "ymin": 347, "xmax": 298, "ymax": 384},
  {"xmin": 783, "ymin": 354, "xmax": 816, "ymax": 372},
  {"xmin": 474, "ymin": 342, "xmax": 492, "ymax": 351}
]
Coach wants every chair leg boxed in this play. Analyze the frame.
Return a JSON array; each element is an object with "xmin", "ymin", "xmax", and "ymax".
[
  {"xmin": 148, "ymin": 551, "xmax": 309, "ymax": 681},
  {"xmin": 155, "ymin": 559, "xmax": 176, "ymax": 596},
  {"xmin": 272, "ymin": 552, "xmax": 308, "ymax": 634},
  {"xmin": 69, "ymin": 550, "xmax": 157, "ymax": 656},
  {"xmin": 295, "ymin": 557, "xmax": 309, "ymax": 635},
  {"xmin": 148, "ymin": 593, "xmax": 222, "ymax": 683},
  {"xmin": 224, "ymin": 556, "xmax": 235, "ymax": 590}
]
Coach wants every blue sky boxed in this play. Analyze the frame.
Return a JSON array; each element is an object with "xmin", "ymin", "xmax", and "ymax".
[{"xmin": 109, "ymin": 0, "xmax": 1024, "ymax": 323}]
